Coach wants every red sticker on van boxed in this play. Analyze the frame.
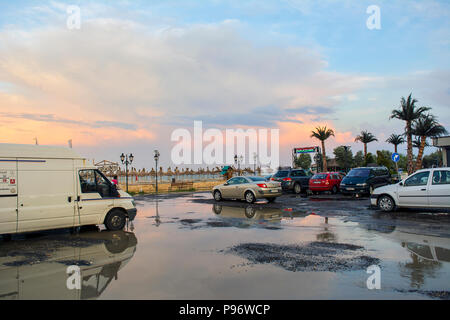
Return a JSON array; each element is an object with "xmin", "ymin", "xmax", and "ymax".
[{"xmin": 10, "ymin": 179, "xmax": 15, "ymax": 184}]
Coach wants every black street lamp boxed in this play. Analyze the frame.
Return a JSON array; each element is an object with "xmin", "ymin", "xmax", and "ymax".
[
  {"xmin": 154, "ymin": 150, "xmax": 160, "ymax": 194},
  {"xmin": 120, "ymin": 153, "xmax": 134, "ymax": 193},
  {"xmin": 234, "ymin": 154, "xmax": 243, "ymax": 175}
]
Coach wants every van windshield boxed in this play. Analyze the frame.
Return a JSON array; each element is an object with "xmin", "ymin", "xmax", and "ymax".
[{"xmin": 347, "ymin": 169, "xmax": 371, "ymax": 178}]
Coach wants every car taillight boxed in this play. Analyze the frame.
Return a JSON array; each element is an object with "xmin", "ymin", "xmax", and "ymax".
[
  {"xmin": 270, "ymin": 178, "xmax": 275, "ymax": 181},
  {"xmin": 283, "ymin": 177, "xmax": 291, "ymax": 181},
  {"xmin": 257, "ymin": 183, "xmax": 268, "ymax": 188},
  {"xmin": 325, "ymin": 180, "xmax": 330, "ymax": 185}
]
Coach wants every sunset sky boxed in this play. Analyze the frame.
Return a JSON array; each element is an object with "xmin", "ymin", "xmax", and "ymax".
[{"xmin": 0, "ymin": 0, "xmax": 449, "ymax": 168}]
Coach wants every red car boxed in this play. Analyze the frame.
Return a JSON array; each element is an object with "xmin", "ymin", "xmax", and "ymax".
[{"xmin": 309, "ymin": 172, "xmax": 344, "ymax": 194}]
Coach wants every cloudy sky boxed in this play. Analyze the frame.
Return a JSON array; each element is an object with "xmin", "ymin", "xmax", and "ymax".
[{"xmin": 0, "ymin": 0, "xmax": 449, "ymax": 168}]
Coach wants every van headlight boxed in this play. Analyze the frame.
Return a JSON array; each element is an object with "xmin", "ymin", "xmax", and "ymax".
[
  {"xmin": 357, "ymin": 183, "xmax": 367, "ymax": 187},
  {"xmin": 131, "ymin": 199, "xmax": 136, "ymax": 207}
]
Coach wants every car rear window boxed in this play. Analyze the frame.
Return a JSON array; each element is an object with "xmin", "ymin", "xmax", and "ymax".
[
  {"xmin": 248, "ymin": 177, "xmax": 266, "ymax": 182},
  {"xmin": 312, "ymin": 174, "xmax": 328, "ymax": 179},
  {"xmin": 347, "ymin": 169, "xmax": 371, "ymax": 177},
  {"xmin": 274, "ymin": 171, "xmax": 289, "ymax": 177}
]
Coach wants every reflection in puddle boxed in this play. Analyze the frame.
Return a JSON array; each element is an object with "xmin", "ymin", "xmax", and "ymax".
[
  {"xmin": 372, "ymin": 229, "xmax": 450, "ymax": 291},
  {"xmin": 0, "ymin": 230, "xmax": 137, "ymax": 300}
]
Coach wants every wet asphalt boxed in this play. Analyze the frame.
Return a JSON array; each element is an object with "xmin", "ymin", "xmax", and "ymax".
[{"xmin": 1, "ymin": 191, "xmax": 449, "ymax": 300}]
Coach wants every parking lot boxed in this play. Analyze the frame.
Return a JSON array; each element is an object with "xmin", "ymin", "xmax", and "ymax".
[{"xmin": 1, "ymin": 191, "xmax": 450, "ymax": 300}]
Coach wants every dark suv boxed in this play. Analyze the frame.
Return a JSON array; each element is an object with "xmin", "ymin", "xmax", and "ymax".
[
  {"xmin": 340, "ymin": 167, "xmax": 391, "ymax": 196},
  {"xmin": 271, "ymin": 168, "xmax": 312, "ymax": 194}
]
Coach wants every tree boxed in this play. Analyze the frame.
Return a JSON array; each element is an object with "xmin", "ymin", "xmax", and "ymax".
[
  {"xmin": 390, "ymin": 94, "xmax": 431, "ymax": 174},
  {"xmin": 355, "ymin": 130, "xmax": 378, "ymax": 158},
  {"xmin": 386, "ymin": 134, "xmax": 405, "ymax": 154},
  {"xmin": 422, "ymin": 151, "xmax": 443, "ymax": 168},
  {"xmin": 412, "ymin": 136, "xmax": 429, "ymax": 150},
  {"xmin": 310, "ymin": 126, "xmax": 335, "ymax": 172},
  {"xmin": 412, "ymin": 114, "xmax": 447, "ymax": 170},
  {"xmin": 376, "ymin": 150, "xmax": 394, "ymax": 173},
  {"xmin": 295, "ymin": 153, "xmax": 312, "ymax": 170},
  {"xmin": 333, "ymin": 146, "xmax": 353, "ymax": 172},
  {"xmin": 364, "ymin": 152, "xmax": 376, "ymax": 166},
  {"xmin": 353, "ymin": 151, "xmax": 365, "ymax": 168}
]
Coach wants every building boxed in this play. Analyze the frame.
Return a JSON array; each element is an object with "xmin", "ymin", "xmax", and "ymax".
[{"xmin": 433, "ymin": 136, "xmax": 450, "ymax": 167}]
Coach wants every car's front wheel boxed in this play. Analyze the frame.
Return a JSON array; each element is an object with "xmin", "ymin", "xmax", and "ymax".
[
  {"xmin": 213, "ymin": 190, "xmax": 222, "ymax": 201},
  {"xmin": 294, "ymin": 183, "xmax": 302, "ymax": 194},
  {"xmin": 378, "ymin": 195, "xmax": 395, "ymax": 212}
]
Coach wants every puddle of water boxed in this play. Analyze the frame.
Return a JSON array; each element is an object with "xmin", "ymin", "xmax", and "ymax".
[{"xmin": 1, "ymin": 193, "xmax": 449, "ymax": 300}]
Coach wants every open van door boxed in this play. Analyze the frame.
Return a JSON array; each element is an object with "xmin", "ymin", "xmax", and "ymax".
[
  {"xmin": 76, "ymin": 169, "xmax": 116, "ymax": 226},
  {"xmin": 0, "ymin": 160, "xmax": 18, "ymax": 235}
]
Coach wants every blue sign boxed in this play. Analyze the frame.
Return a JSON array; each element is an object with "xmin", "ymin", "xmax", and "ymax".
[{"xmin": 392, "ymin": 153, "xmax": 400, "ymax": 163}]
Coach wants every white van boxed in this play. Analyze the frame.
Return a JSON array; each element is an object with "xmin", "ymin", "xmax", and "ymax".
[{"xmin": 0, "ymin": 144, "xmax": 137, "ymax": 236}]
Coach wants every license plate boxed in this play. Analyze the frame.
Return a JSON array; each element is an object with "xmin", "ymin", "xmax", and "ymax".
[
  {"xmin": 347, "ymin": 188, "xmax": 355, "ymax": 191},
  {"xmin": 314, "ymin": 181, "xmax": 321, "ymax": 184},
  {"xmin": 270, "ymin": 189, "xmax": 277, "ymax": 193}
]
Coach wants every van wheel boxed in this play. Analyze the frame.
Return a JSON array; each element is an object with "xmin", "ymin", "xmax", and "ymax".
[
  {"xmin": 294, "ymin": 183, "xmax": 302, "ymax": 194},
  {"xmin": 378, "ymin": 195, "xmax": 395, "ymax": 212},
  {"xmin": 245, "ymin": 191, "xmax": 256, "ymax": 204},
  {"xmin": 105, "ymin": 209, "xmax": 126, "ymax": 231}
]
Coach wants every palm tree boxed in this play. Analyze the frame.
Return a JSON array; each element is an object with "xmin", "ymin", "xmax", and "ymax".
[
  {"xmin": 412, "ymin": 136, "xmax": 429, "ymax": 149},
  {"xmin": 386, "ymin": 134, "xmax": 405, "ymax": 154},
  {"xmin": 390, "ymin": 94, "xmax": 431, "ymax": 174},
  {"xmin": 355, "ymin": 130, "xmax": 378, "ymax": 159},
  {"xmin": 412, "ymin": 114, "xmax": 447, "ymax": 170},
  {"xmin": 310, "ymin": 126, "xmax": 335, "ymax": 172}
]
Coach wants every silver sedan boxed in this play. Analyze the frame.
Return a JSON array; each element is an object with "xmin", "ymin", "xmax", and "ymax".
[{"xmin": 212, "ymin": 176, "xmax": 282, "ymax": 203}]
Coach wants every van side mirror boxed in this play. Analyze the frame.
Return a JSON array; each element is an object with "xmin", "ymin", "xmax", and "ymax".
[{"xmin": 399, "ymin": 182, "xmax": 403, "ymax": 186}]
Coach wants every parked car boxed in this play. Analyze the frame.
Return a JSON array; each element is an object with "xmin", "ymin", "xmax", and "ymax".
[
  {"xmin": 264, "ymin": 174, "xmax": 273, "ymax": 181},
  {"xmin": 371, "ymin": 168, "xmax": 450, "ymax": 212},
  {"xmin": 340, "ymin": 167, "xmax": 391, "ymax": 196},
  {"xmin": 271, "ymin": 168, "xmax": 312, "ymax": 194},
  {"xmin": 212, "ymin": 176, "xmax": 282, "ymax": 204},
  {"xmin": 309, "ymin": 172, "xmax": 344, "ymax": 194}
]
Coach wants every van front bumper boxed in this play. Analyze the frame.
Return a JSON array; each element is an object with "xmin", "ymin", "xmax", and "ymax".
[{"xmin": 126, "ymin": 208, "xmax": 137, "ymax": 221}]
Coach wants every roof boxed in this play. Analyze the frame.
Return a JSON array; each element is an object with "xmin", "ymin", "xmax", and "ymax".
[{"xmin": 0, "ymin": 143, "xmax": 84, "ymax": 159}]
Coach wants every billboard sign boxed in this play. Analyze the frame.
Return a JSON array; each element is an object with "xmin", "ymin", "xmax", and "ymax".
[{"xmin": 294, "ymin": 147, "xmax": 319, "ymax": 154}]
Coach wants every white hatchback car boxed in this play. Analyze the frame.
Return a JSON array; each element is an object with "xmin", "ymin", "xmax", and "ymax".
[{"xmin": 371, "ymin": 168, "xmax": 450, "ymax": 212}]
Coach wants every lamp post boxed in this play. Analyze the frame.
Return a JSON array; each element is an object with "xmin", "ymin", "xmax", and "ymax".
[
  {"xmin": 234, "ymin": 154, "xmax": 243, "ymax": 175},
  {"xmin": 154, "ymin": 150, "xmax": 160, "ymax": 194},
  {"xmin": 120, "ymin": 153, "xmax": 134, "ymax": 193}
]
